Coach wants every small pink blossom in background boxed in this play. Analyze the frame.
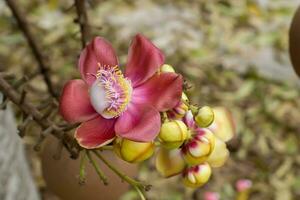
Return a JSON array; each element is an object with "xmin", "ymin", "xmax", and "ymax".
[
  {"xmin": 204, "ymin": 192, "xmax": 220, "ymax": 200},
  {"xmin": 59, "ymin": 34, "xmax": 183, "ymax": 149},
  {"xmin": 236, "ymin": 179, "xmax": 252, "ymax": 192}
]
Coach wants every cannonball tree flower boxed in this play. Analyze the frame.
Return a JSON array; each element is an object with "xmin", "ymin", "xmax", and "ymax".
[{"xmin": 59, "ymin": 34, "xmax": 183, "ymax": 149}]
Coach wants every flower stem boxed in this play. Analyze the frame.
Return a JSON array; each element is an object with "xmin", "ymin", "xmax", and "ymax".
[
  {"xmin": 162, "ymin": 112, "xmax": 169, "ymax": 122},
  {"xmin": 79, "ymin": 150, "xmax": 87, "ymax": 184},
  {"xmin": 190, "ymin": 104, "xmax": 199, "ymax": 115},
  {"xmin": 134, "ymin": 185, "xmax": 146, "ymax": 200},
  {"xmin": 154, "ymin": 142, "xmax": 161, "ymax": 147},
  {"xmin": 92, "ymin": 150, "xmax": 150, "ymax": 199},
  {"xmin": 98, "ymin": 145, "xmax": 113, "ymax": 151},
  {"xmin": 86, "ymin": 150, "xmax": 108, "ymax": 185}
]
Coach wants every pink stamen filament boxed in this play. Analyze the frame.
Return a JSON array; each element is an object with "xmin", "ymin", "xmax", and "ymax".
[{"xmin": 96, "ymin": 64, "xmax": 132, "ymax": 117}]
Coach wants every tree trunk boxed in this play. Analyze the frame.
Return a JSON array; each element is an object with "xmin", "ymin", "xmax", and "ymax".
[{"xmin": 0, "ymin": 105, "xmax": 40, "ymax": 200}]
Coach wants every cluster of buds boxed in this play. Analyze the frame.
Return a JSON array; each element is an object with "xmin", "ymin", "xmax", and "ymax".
[
  {"xmin": 109, "ymin": 64, "xmax": 235, "ymax": 188},
  {"xmin": 155, "ymin": 65, "xmax": 235, "ymax": 188},
  {"xmin": 155, "ymin": 104, "xmax": 234, "ymax": 188}
]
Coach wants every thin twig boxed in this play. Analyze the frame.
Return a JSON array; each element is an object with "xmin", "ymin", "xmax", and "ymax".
[
  {"xmin": 5, "ymin": 0, "xmax": 57, "ymax": 97},
  {"xmin": 17, "ymin": 115, "xmax": 32, "ymax": 137},
  {"xmin": 19, "ymin": 86, "xmax": 27, "ymax": 104},
  {"xmin": 41, "ymin": 107, "xmax": 54, "ymax": 119},
  {"xmin": 0, "ymin": 73, "xmax": 15, "ymax": 80},
  {"xmin": 74, "ymin": 0, "xmax": 91, "ymax": 48},
  {"xmin": 14, "ymin": 70, "xmax": 39, "ymax": 88},
  {"xmin": 33, "ymin": 126, "xmax": 54, "ymax": 151},
  {"xmin": 62, "ymin": 122, "xmax": 81, "ymax": 131},
  {"xmin": 0, "ymin": 74, "xmax": 79, "ymax": 158}
]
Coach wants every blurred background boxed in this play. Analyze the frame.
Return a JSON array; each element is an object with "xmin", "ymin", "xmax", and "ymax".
[{"xmin": 1, "ymin": 0, "xmax": 300, "ymax": 199}]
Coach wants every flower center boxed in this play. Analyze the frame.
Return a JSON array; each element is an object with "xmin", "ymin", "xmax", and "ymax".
[{"xmin": 90, "ymin": 64, "xmax": 132, "ymax": 119}]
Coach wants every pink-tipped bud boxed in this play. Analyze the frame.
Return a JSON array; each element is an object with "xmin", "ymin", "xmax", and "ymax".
[
  {"xmin": 182, "ymin": 129, "xmax": 215, "ymax": 166},
  {"xmin": 207, "ymin": 137, "xmax": 230, "ymax": 168},
  {"xmin": 113, "ymin": 138, "xmax": 154, "ymax": 163},
  {"xmin": 208, "ymin": 107, "xmax": 235, "ymax": 142},
  {"xmin": 204, "ymin": 192, "xmax": 220, "ymax": 200},
  {"xmin": 236, "ymin": 179, "xmax": 252, "ymax": 192},
  {"xmin": 155, "ymin": 148, "xmax": 186, "ymax": 177},
  {"xmin": 159, "ymin": 120, "xmax": 189, "ymax": 149},
  {"xmin": 182, "ymin": 163, "xmax": 212, "ymax": 188},
  {"xmin": 167, "ymin": 101, "xmax": 189, "ymax": 120}
]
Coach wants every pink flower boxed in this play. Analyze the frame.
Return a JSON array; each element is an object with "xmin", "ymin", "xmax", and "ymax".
[
  {"xmin": 59, "ymin": 34, "xmax": 183, "ymax": 149},
  {"xmin": 204, "ymin": 192, "xmax": 220, "ymax": 200},
  {"xmin": 236, "ymin": 179, "xmax": 252, "ymax": 192}
]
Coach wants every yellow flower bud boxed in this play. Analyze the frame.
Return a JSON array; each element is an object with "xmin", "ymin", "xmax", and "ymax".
[
  {"xmin": 182, "ymin": 129, "xmax": 215, "ymax": 166},
  {"xmin": 207, "ymin": 137, "xmax": 229, "ymax": 168},
  {"xmin": 161, "ymin": 64, "xmax": 175, "ymax": 73},
  {"xmin": 182, "ymin": 163, "xmax": 212, "ymax": 188},
  {"xmin": 159, "ymin": 120, "xmax": 188, "ymax": 149},
  {"xmin": 208, "ymin": 107, "xmax": 235, "ymax": 142},
  {"xmin": 155, "ymin": 148, "xmax": 186, "ymax": 177},
  {"xmin": 167, "ymin": 101, "xmax": 189, "ymax": 119},
  {"xmin": 195, "ymin": 106, "xmax": 214, "ymax": 128},
  {"xmin": 113, "ymin": 138, "xmax": 154, "ymax": 163}
]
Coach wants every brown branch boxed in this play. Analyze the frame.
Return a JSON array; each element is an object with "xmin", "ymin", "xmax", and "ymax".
[
  {"xmin": 5, "ymin": 0, "xmax": 57, "ymax": 98},
  {"xmin": 74, "ymin": 0, "xmax": 91, "ymax": 48},
  {"xmin": 0, "ymin": 74, "xmax": 79, "ymax": 158}
]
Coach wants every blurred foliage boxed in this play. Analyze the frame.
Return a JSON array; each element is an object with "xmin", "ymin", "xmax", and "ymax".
[{"xmin": 1, "ymin": 0, "xmax": 300, "ymax": 200}]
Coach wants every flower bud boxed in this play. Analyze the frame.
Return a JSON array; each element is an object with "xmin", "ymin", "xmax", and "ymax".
[
  {"xmin": 207, "ymin": 137, "xmax": 229, "ymax": 168},
  {"xmin": 167, "ymin": 101, "xmax": 189, "ymax": 119},
  {"xmin": 195, "ymin": 106, "xmax": 214, "ymax": 127},
  {"xmin": 155, "ymin": 148, "xmax": 186, "ymax": 177},
  {"xmin": 182, "ymin": 128, "xmax": 215, "ymax": 165},
  {"xmin": 204, "ymin": 192, "xmax": 220, "ymax": 200},
  {"xmin": 182, "ymin": 163, "xmax": 212, "ymax": 188},
  {"xmin": 208, "ymin": 107, "xmax": 235, "ymax": 142},
  {"xmin": 159, "ymin": 120, "xmax": 188, "ymax": 149},
  {"xmin": 113, "ymin": 138, "xmax": 154, "ymax": 163},
  {"xmin": 236, "ymin": 179, "xmax": 252, "ymax": 192},
  {"xmin": 236, "ymin": 179, "xmax": 252, "ymax": 200},
  {"xmin": 161, "ymin": 64, "xmax": 175, "ymax": 73}
]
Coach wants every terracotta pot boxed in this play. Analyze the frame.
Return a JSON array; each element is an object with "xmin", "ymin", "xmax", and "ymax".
[
  {"xmin": 289, "ymin": 6, "xmax": 300, "ymax": 77},
  {"xmin": 41, "ymin": 135, "xmax": 138, "ymax": 200}
]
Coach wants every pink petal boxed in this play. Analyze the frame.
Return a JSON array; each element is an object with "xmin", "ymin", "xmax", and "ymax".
[
  {"xmin": 125, "ymin": 34, "xmax": 165, "ymax": 87},
  {"xmin": 59, "ymin": 79, "xmax": 97, "ymax": 123},
  {"xmin": 79, "ymin": 37, "xmax": 118, "ymax": 85},
  {"xmin": 183, "ymin": 110, "xmax": 197, "ymax": 129},
  {"xmin": 75, "ymin": 116, "xmax": 116, "ymax": 149},
  {"xmin": 132, "ymin": 72, "xmax": 183, "ymax": 112},
  {"xmin": 115, "ymin": 103, "xmax": 161, "ymax": 142}
]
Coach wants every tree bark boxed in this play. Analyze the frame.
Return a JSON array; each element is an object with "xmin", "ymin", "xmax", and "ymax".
[{"xmin": 0, "ymin": 104, "xmax": 40, "ymax": 200}]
